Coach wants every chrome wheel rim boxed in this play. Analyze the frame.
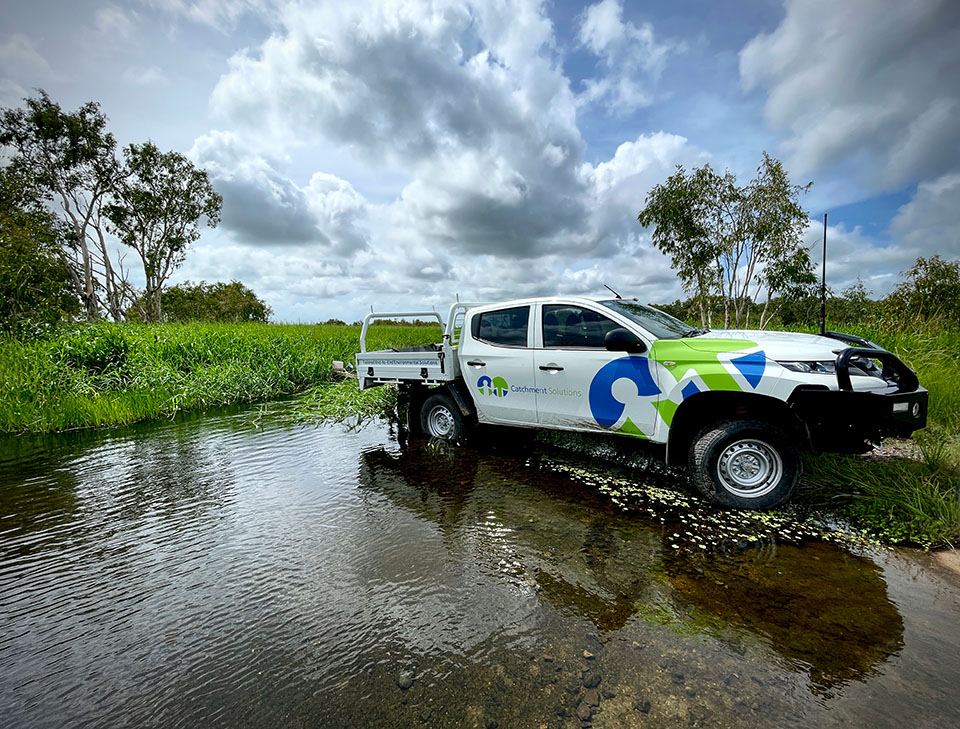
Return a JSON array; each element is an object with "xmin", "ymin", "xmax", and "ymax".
[
  {"xmin": 717, "ymin": 439, "xmax": 783, "ymax": 498},
  {"xmin": 426, "ymin": 404, "xmax": 455, "ymax": 439}
]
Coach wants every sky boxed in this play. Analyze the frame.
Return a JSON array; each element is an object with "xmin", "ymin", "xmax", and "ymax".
[{"xmin": 1, "ymin": 0, "xmax": 958, "ymax": 322}]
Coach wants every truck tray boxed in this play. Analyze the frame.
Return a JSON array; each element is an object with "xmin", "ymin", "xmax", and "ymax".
[{"xmin": 356, "ymin": 346, "xmax": 452, "ymax": 389}]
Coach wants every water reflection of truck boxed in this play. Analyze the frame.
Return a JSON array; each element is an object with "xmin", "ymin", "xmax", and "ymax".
[
  {"xmin": 357, "ymin": 438, "xmax": 904, "ymax": 693},
  {"xmin": 356, "ymin": 297, "xmax": 928, "ymax": 509}
]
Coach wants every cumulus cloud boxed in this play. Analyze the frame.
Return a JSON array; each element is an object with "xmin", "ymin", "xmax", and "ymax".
[
  {"xmin": 190, "ymin": 131, "xmax": 369, "ymax": 254},
  {"xmin": 186, "ymin": 0, "xmax": 703, "ymax": 316},
  {"xmin": 576, "ymin": 0, "xmax": 676, "ymax": 113},
  {"xmin": 803, "ymin": 217, "xmax": 931, "ymax": 298},
  {"xmin": 740, "ymin": 0, "xmax": 960, "ymax": 191},
  {"xmin": 585, "ymin": 131, "xmax": 709, "ymax": 256},
  {"xmin": 208, "ymin": 0, "xmax": 594, "ymax": 258}
]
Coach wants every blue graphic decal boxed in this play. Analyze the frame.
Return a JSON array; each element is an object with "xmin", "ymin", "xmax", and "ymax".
[
  {"xmin": 681, "ymin": 380, "xmax": 701, "ymax": 400},
  {"xmin": 731, "ymin": 351, "xmax": 766, "ymax": 389},
  {"xmin": 588, "ymin": 356, "xmax": 660, "ymax": 428}
]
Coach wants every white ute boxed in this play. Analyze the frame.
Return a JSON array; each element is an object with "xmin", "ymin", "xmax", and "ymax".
[{"xmin": 356, "ymin": 297, "xmax": 928, "ymax": 509}]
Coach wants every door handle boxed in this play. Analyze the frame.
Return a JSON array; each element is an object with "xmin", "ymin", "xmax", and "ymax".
[
  {"xmin": 466, "ymin": 360, "xmax": 486, "ymax": 367},
  {"xmin": 539, "ymin": 364, "xmax": 564, "ymax": 371}
]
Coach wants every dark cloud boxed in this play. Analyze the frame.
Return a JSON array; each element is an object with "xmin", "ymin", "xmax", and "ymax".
[
  {"xmin": 190, "ymin": 131, "xmax": 369, "ymax": 254},
  {"xmin": 212, "ymin": 175, "xmax": 325, "ymax": 246}
]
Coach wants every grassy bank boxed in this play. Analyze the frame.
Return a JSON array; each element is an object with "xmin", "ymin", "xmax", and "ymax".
[{"xmin": 0, "ymin": 322, "xmax": 439, "ymax": 433}]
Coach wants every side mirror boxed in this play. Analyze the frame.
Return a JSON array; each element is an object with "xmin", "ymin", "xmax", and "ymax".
[{"xmin": 604, "ymin": 328, "xmax": 647, "ymax": 353}]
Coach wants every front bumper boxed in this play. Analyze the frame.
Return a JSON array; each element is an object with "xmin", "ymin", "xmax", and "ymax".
[{"xmin": 788, "ymin": 344, "xmax": 928, "ymax": 453}]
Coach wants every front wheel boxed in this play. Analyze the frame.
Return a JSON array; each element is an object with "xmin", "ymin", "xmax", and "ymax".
[
  {"xmin": 420, "ymin": 393, "xmax": 467, "ymax": 442},
  {"xmin": 688, "ymin": 420, "xmax": 800, "ymax": 509}
]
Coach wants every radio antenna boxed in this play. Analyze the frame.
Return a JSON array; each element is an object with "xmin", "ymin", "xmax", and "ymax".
[
  {"xmin": 603, "ymin": 284, "xmax": 622, "ymax": 299},
  {"xmin": 819, "ymin": 213, "xmax": 827, "ymax": 335}
]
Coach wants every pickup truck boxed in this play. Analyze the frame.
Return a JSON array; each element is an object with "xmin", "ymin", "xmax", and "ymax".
[{"xmin": 355, "ymin": 297, "xmax": 927, "ymax": 509}]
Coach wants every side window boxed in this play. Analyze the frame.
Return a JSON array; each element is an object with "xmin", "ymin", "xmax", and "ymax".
[
  {"xmin": 471, "ymin": 306, "xmax": 530, "ymax": 347},
  {"xmin": 543, "ymin": 305, "xmax": 621, "ymax": 348}
]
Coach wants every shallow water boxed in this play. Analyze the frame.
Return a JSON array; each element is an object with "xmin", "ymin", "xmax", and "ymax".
[{"xmin": 1, "ymin": 406, "xmax": 959, "ymax": 729}]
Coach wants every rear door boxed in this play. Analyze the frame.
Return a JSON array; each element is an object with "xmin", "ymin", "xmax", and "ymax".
[
  {"xmin": 533, "ymin": 303, "xmax": 659, "ymax": 437},
  {"xmin": 459, "ymin": 305, "xmax": 539, "ymax": 425}
]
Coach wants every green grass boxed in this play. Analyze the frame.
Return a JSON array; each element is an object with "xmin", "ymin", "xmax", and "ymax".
[{"xmin": 0, "ymin": 321, "xmax": 439, "ymax": 433}]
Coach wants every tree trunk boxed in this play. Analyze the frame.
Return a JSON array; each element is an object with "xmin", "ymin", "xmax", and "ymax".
[
  {"xmin": 75, "ymin": 225, "xmax": 98, "ymax": 321},
  {"xmin": 717, "ymin": 257, "xmax": 730, "ymax": 328},
  {"xmin": 152, "ymin": 284, "xmax": 162, "ymax": 322},
  {"xmin": 55, "ymin": 185, "xmax": 99, "ymax": 320}
]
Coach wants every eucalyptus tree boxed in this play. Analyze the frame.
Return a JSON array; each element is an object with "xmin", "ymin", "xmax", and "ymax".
[
  {"xmin": 0, "ymin": 91, "xmax": 126, "ymax": 320},
  {"xmin": 638, "ymin": 153, "xmax": 813, "ymax": 329},
  {"xmin": 744, "ymin": 154, "xmax": 815, "ymax": 328},
  {"xmin": 106, "ymin": 142, "xmax": 222, "ymax": 322},
  {"xmin": 637, "ymin": 164, "xmax": 727, "ymax": 327}
]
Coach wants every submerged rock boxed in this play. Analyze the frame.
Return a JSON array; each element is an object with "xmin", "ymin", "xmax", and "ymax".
[
  {"xmin": 397, "ymin": 670, "xmax": 415, "ymax": 690},
  {"xmin": 581, "ymin": 671, "xmax": 601, "ymax": 689}
]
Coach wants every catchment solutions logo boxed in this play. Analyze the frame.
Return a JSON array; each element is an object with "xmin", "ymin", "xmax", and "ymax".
[{"xmin": 477, "ymin": 375, "xmax": 509, "ymax": 397}]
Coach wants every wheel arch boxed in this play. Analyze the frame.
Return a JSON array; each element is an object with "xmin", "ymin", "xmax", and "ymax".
[
  {"xmin": 666, "ymin": 390, "xmax": 809, "ymax": 466},
  {"xmin": 444, "ymin": 379, "xmax": 477, "ymax": 418}
]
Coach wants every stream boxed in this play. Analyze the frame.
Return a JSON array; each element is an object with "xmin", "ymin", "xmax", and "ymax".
[{"xmin": 1, "ymin": 404, "xmax": 958, "ymax": 728}]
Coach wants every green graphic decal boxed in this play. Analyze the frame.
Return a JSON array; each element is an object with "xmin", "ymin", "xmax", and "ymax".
[
  {"xmin": 618, "ymin": 417, "xmax": 648, "ymax": 439},
  {"xmin": 653, "ymin": 398, "xmax": 679, "ymax": 426},
  {"xmin": 650, "ymin": 339, "xmax": 760, "ymax": 426}
]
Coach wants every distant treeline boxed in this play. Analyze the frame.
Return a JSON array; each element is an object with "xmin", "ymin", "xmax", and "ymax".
[{"xmin": 654, "ymin": 255, "xmax": 960, "ymax": 330}]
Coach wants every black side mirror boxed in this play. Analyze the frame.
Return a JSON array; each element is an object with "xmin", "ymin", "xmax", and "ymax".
[{"xmin": 604, "ymin": 328, "xmax": 647, "ymax": 353}]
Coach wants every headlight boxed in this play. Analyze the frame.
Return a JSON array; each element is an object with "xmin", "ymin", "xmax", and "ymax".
[
  {"xmin": 776, "ymin": 360, "xmax": 836, "ymax": 374},
  {"xmin": 777, "ymin": 359, "xmax": 883, "ymax": 378}
]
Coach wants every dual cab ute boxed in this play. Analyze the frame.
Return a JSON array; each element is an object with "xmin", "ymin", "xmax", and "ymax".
[{"xmin": 355, "ymin": 297, "xmax": 927, "ymax": 509}]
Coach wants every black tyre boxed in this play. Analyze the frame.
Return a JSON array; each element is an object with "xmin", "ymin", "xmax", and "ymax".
[
  {"xmin": 688, "ymin": 420, "xmax": 800, "ymax": 509},
  {"xmin": 419, "ymin": 393, "xmax": 466, "ymax": 442}
]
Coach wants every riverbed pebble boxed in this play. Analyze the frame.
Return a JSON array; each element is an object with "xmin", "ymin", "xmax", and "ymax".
[
  {"xmin": 581, "ymin": 671, "xmax": 601, "ymax": 688},
  {"xmin": 577, "ymin": 702, "xmax": 593, "ymax": 721}
]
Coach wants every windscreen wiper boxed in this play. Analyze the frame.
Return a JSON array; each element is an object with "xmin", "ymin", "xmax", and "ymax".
[{"xmin": 681, "ymin": 328, "xmax": 711, "ymax": 338}]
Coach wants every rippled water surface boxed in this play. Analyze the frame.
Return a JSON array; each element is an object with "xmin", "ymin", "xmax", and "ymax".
[{"xmin": 2, "ymin": 406, "xmax": 959, "ymax": 729}]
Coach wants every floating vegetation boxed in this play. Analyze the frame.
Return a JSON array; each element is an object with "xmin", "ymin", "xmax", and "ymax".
[
  {"xmin": 542, "ymin": 457, "xmax": 886, "ymax": 552},
  {"xmin": 290, "ymin": 378, "xmax": 397, "ymax": 426}
]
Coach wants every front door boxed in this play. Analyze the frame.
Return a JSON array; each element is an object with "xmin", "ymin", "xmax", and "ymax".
[
  {"xmin": 533, "ymin": 303, "xmax": 660, "ymax": 438},
  {"xmin": 460, "ymin": 305, "xmax": 539, "ymax": 425}
]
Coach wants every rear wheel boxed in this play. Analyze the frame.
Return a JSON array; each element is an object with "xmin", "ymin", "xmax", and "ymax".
[
  {"xmin": 420, "ymin": 393, "xmax": 466, "ymax": 442},
  {"xmin": 688, "ymin": 420, "xmax": 800, "ymax": 509}
]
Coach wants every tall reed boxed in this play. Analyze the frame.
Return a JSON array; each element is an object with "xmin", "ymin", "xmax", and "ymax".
[{"xmin": 0, "ymin": 322, "xmax": 439, "ymax": 433}]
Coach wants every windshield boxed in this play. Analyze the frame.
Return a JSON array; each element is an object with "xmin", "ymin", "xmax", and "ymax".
[{"xmin": 600, "ymin": 300, "xmax": 696, "ymax": 340}]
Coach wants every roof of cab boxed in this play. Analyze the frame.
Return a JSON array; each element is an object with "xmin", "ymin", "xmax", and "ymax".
[{"xmin": 467, "ymin": 295, "xmax": 610, "ymax": 311}]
